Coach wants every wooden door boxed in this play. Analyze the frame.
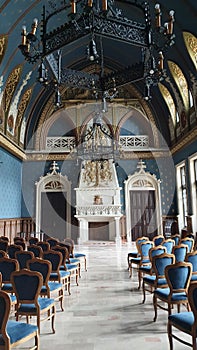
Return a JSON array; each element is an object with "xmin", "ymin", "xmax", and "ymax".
[
  {"xmin": 130, "ymin": 190, "xmax": 157, "ymax": 241},
  {"xmin": 41, "ymin": 191, "xmax": 67, "ymax": 241}
]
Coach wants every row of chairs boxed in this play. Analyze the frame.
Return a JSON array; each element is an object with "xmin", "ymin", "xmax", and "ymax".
[
  {"xmin": 0, "ymin": 235, "xmax": 87, "ymax": 349},
  {"xmin": 128, "ymin": 235, "xmax": 197, "ymax": 349}
]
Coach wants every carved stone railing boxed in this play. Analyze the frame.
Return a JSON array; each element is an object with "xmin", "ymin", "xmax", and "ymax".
[
  {"xmin": 75, "ymin": 205, "xmax": 122, "ymax": 216},
  {"xmin": 119, "ymin": 135, "xmax": 149, "ymax": 150},
  {"xmin": 46, "ymin": 135, "xmax": 149, "ymax": 152},
  {"xmin": 46, "ymin": 137, "xmax": 76, "ymax": 152}
]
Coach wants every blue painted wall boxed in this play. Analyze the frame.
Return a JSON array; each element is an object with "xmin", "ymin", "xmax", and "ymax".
[{"xmin": 0, "ymin": 147, "xmax": 22, "ymax": 218}]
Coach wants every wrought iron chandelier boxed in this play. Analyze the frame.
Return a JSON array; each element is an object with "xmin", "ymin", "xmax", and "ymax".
[
  {"xmin": 18, "ymin": 0, "xmax": 175, "ymax": 160},
  {"xmin": 18, "ymin": 0, "xmax": 175, "ymax": 101}
]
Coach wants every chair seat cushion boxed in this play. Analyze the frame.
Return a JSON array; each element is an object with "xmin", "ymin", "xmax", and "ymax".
[
  {"xmin": 59, "ymin": 270, "xmax": 70, "ymax": 277},
  {"xmin": 48, "ymin": 281, "xmax": 63, "ymax": 291},
  {"xmin": 168, "ymin": 311, "xmax": 194, "ymax": 332},
  {"xmin": 128, "ymin": 251, "xmax": 138, "ymax": 258},
  {"xmin": 74, "ymin": 253, "xmax": 86, "ymax": 258},
  {"xmin": 2, "ymin": 284, "xmax": 13, "ymax": 292},
  {"xmin": 143, "ymin": 276, "xmax": 167, "ymax": 286},
  {"xmin": 68, "ymin": 258, "xmax": 80, "ymax": 264},
  {"xmin": 140, "ymin": 266, "xmax": 152, "ymax": 274},
  {"xmin": 191, "ymin": 275, "xmax": 197, "ymax": 281},
  {"xmin": 18, "ymin": 297, "xmax": 54, "ymax": 312},
  {"xmin": 155, "ymin": 288, "xmax": 188, "ymax": 301},
  {"xmin": 130, "ymin": 257, "xmax": 141, "ymax": 263},
  {"xmin": 6, "ymin": 320, "xmax": 38, "ymax": 345},
  {"xmin": 66, "ymin": 264, "xmax": 78, "ymax": 270}
]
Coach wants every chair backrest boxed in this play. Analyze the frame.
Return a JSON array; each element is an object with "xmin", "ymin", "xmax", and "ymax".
[
  {"xmin": 188, "ymin": 282, "xmax": 197, "ymax": 318},
  {"xmin": 28, "ymin": 237, "xmax": 39, "ymax": 245},
  {"xmin": 171, "ymin": 234, "xmax": 180, "ymax": 246},
  {"xmin": 165, "ymin": 261, "xmax": 192, "ymax": 293},
  {"xmin": 186, "ymin": 250, "xmax": 197, "ymax": 274},
  {"xmin": 152, "ymin": 253, "xmax": 175, "ymax": 280},
  {"xmin": 162, "ymin": 239, "xmax": 175, "ymax": 254},
  {"xmin": 13, "ymin": 237, "xmax": 25, "ymax": 243},
  {"xmin": 11, "ymin": 269, "xmax": 43, "ymax": 303},
  {"xmin": 180, "ymin": 237, "xmax": 194, "ymax": 252},
  {"xmin": 42, "ymin": 250, "xmax": 62, "ymax": 272},
  {"xmin": 14, "ymin": 241, "xmax": 26, "ymax": 250},
  {"xmin": 7, "ymin": 244, "xmax": 22, "ymax": 258},
  {"xmin": 27, "ymin": 244, "xmax": 43, "ymax": 258},
  {"xmin": 15, "ymin": 251, "xmax": 34, "ymax": 269},
  {"xmin": 152, "ymin": 235, "xmax": 164, "ymax": 246},
  {"xmin": 0, "ymin": 290, "xmax": 11, "ymax": 348},
  {"xmin": 149, "ymin": 245, "xmax": 167, "ymax": 262},
  {"xmin": 63, "ymin": 238, "xmax": 74, "ymax": 256},
  {"xmin": 135, "ymin": 236, "xmax": 149, "ymax": 254},
  {"xmin": 46, "ymin": 238, "xmax": 59, "ymax": 248},
  {"xmin": 0, "ymin": 257, "xmax": 19, "ymax": 283},
  {"xmin": 37, "ymin": 241, "xmax": 50, "ymax": 252},
  {"xmin": 52, "ymin": 246, "xmax": 68, "ymax": 266},
  {"xmin": 0, "ymin": 240, "xmax": 8, "ymax": 252},
  {"xmin": 0, "ymin": 236, "xmax": 9, "ymax": 242},
  {"xmin": 27, "ymin": 258, "xmax": 51, "ymax": 286},
  {"xmin": 172, "ymin": 244, "xmax": 188, "ymax": 262},
  {"xmin": 0, "ymin": 250, "xmax": 8, "ymax": 258},
  {"xmin": 139, "ymin": 241, "xmax": 154, "ymax": 260}
]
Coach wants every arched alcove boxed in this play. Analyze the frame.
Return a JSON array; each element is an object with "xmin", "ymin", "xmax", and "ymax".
[
  {"xmin": 124, "ymin": 160, "xmax": 162, "ymax": 241},
  {"xmin": 35, "ymin": 161, "xmax": 71, "ymax": 240}
]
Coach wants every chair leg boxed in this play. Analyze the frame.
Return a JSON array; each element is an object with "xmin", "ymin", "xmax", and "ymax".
[
  {"xmin": 35, "ymin": 330, "xmax": 39, "ymax": 350},
  {"xmin": 138, "ymin": 269, "xmax": 142, "ymax": 290},
  {"xmin": 142, "ymin": 280, "xmax": 146, "ymax": 304},
  {"xmin": 84, "ymin": 257, "xmax": 87, "ymax": 271},
  {"xmin": 167, "ymin": 321, "xmax": 173, "ymax": 350},
  {"xmin": 59, "ymin": 290, "xmax": 64, "ymax": 311},
  {"xmin": 51, "ymin": 305, "xmax": 55, "ymax": 334},
  {"xmin": 153, "ymin": 294, "xmax": 157, "ymax": 322}
]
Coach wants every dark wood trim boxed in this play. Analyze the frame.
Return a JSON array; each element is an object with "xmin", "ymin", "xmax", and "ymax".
[{"xmin": 0, "ymin": 217, "xmax": 35, "ymax": 242}]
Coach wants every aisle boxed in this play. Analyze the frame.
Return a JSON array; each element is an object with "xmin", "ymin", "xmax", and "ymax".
[{"xmin": 21, "ymin": 243, "xmax": 183, "ymax": 349}]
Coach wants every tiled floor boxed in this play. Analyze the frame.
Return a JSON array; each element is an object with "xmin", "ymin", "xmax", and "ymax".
[{"xmin": 14, "ymin": 242, "xmax": 189, "ymax": 349}]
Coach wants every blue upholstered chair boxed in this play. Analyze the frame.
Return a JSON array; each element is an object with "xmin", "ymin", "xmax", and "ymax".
[
  {"xmin": 46, "ymin": 237, "xmax": 59, "ymax": 248},
  {"xmin": 52, "ymin": 246, "xmax": 79, "ymax": 286},
  {"xmin": 0, "ymin": 257, "xmax": 19, "ymax": 305},
  {"xmin": 138, "ymin": 245, "xmax": 167, "ymax": 290},
  {"xmin": 141, "ymin": 251, "xmax": 175, "ymax": 303},
  {"xmin": 0, "ymin": 290, "xmax": 39, "ymax": 349},
  {"xmin": 0, "ymin": 240, "xmax": 8, "ymax": 253},
  {"xmin": 37, "ymin": 241, "xmax": 50, "ymax": 252},
  {"xmin": 161, "ymin": 238, "xmax": 175, "ymax": 254},
  {"xmin": 28, "ymin": 237, "xmax": 39, "ymax": 245},
  {"xmin": 127, "ymin": 236, "xmax": 149, "ymax": 269},
  {"xmin": 28, "ymin": 257, "xmax": 65, "ymax": 311},
  {"xmin": 73, "ymin": 252, "xmax": 87, "ymax": 272},
  {"xmin": 153, "ymin": 261, "xmax": 192, "ymax": 322},
  {"xmin": 7, "ymin": 244, "xmax": 22, "ymax": 259},
  {"xmin": 0, "ymin": 250, "xmax": 8, "ymax": 258},
  {"xmin": 171, "ymin": 234, "xmax": 180, "ymax": 246},
  {"xmin": 11, "ymin": 269, "xmax": 56, "ymax": 334},
  {"xmin": 15, "ymin": 250, "xmax": 34, "ymax": 269},
  {"xmin": 172, "ymin": 243, "xmax": 188, "ymax": 262},
  {"xmin": 186, "ymin": 250, "xmax": 197, "ymax": 282},
  {"xmin": 152, "ymin": 235, "xmax": 164, "ymax": 246},
  {"xmin": 180, "ymin": 237, "xmax": 194, "ymax": 253},
  {"xmin": 129, "ymin": 240, "xmax": 154, "ymax": 280},
  {"xmin": 43, "ymin": 250, "xmax": 71, "ymax": 294},
  {"xmin": 27, "ymin": 244, "xmax": 43, "ymax": 258},
  {"xmin": 168, "ymin": 282, "xmax": 197, "ymax": 350}
]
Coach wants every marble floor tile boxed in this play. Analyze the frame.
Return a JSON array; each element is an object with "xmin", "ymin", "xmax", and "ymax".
[{"xmin": 13, "ymin": 242, "xmax": 188, "ymax": 349}]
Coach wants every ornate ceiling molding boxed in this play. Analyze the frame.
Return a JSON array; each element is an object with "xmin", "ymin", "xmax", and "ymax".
[
  {"xmin": 0, "ymin": 132, "xmax": 26, "ymax": 160},
  {"xmin": 183, "ymin": 31, "xmax": 197, "ymax": 70},
  {"xmin": 171, "ymin": 127, "xmax": 197, "ymax": 155}
]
